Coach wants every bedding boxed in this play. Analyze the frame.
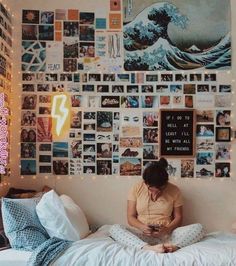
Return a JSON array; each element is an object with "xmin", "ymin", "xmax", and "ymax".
[{"xmin": 0, "ymin": 225, "xmax": 236, "ymax": 266}]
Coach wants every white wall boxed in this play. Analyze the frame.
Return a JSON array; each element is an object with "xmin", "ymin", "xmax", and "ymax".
[{"xmin": 5, "ymin": 0, "xmax": 236, "ymax": 232}]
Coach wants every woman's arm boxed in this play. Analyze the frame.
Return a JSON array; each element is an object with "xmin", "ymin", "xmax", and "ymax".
[
  {"xmin": 166, "ymin": 206, "xmax": 183, "ymax": 232},
  {"xmin": 127, "ymin": 200, "xmax": 151, "ymax": 233}
]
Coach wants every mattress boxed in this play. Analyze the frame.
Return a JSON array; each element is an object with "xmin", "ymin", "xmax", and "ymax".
[{"xmin": 0, "ymin": 248, "xmax": 31, "ymax": 266}]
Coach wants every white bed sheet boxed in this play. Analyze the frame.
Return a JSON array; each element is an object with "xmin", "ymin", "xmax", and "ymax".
[
  {"xmin": 1, "ymin": 226, "xmax": 236, "ymax": 266},
  {"xmin": 0, "ymin": 248, "xmax": 31, "ymax": 266},
  {"xmin": 54, "ymin": 225, "xmax": 236, "ymax": 266}
]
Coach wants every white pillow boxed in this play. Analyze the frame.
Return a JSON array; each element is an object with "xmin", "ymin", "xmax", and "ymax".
[
  {"xmin": 60, "ymin": 194, "xmax": 90, "ymax": 239},
  {"xmin": 36, "ymin": 190, "xmax": 89, "ymax": 241}
]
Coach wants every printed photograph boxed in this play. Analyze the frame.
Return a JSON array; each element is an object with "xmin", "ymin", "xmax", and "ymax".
[
  {"xmin": 215, "ymin": 143, "xmax": 231, "ymax": 160},
  {"xmin": 167, "ymin": 160, "xmax": 181, "ymax": 178},
  {"xmin": 170, "ymin": 84, "xmax": 182, "ymax": 93},
  {"xmin": 196, "ymin": 166, "xmax": 214, "ymax": 178},
  {"xmin": 175, "ymin": 74, "xmax": 187, "ymax": 82},
  {"xmin": 190, "ymin": 73, "xmax": 202, "ymax": 81},
  {"xmin": 143, "ymin": 145, "xmax": 158, "ymax": 160},
  {"xmin": 22, "ymin": 10, "xmax": 40, "ymax": 24},
  {"xmin": 83, "ymin": 144, "xmax": 96, "ymax": 153},
  {"xmin": 84, "ymin": 112, "xmax": 96, "ymax": 120},
  {"xmin": 40, "ymin": 11, "xmax": 54, "ymax": 24},
  {"xmin": 39, "ymin": 165, "xmax": 52, "ymax": 174},
  {"xmin": 97, "ymin": 85, "xmax": 109, "ymax": 93},
  {"xmin": 196, "ymin": 124, "xmax": 214, "ymax": 137},
  {"xmin": 101, "ymin": 96, "xmax": 120, "ymax": 108},
  {"xmin": 215, "ymin": 163, "xmax": 230, "ymax": 177},
  {"xmin": 143, "ymin": 112, "xmax": 158, "ymax": 127},
  {"xmin": 120, "ymin": 137, "xmax": 142, "ymax": 148},
  {"xmin": 197, "ymin": 84, "xmax": 209, "ymax": 93},
  {"xmin": 181, "ymin": 159, "xmax": 194, "ymax": 178},
  {"xmin": 215, "ymin": 94, "xmax": 231, "ymax": 108},
  {"xmin": 39, "ymin": 25, "xmax": 54, "ymax": 41},
  {"xmin": 21, "ymin": 111, "xmax": 36, "ymax": 126},
  {"xmin": 120, "ymin": 158, "xmax": 142, "ymax": 176},
  {"xmin": 39, "ymin": 143, "xmax": 51, "ymax": 151},
  {"xmin": 215, "ymin": 127, "xmax": 231, "ymax": 142},
  {"xmin": 97, "ymin": 111, "xmax": 113, "ymax": 132},
  {"xmin": 39, "ymin": 155, "xmax": 51, "ymax": 163},
  {"xmin": 97, "ymin": 160, "xmax": 112, "ymax": 175},
  {"xmin": 126, "ymin": 85, "xmax": 139, "ymax": 93},
  {"xmin": 141, "ymin": 85, "xmax": 153, "ymax": 93},
  {"xmin": 83, "ymin": 166, "xmax": 95, "ymax": 174},
  {"xmin": 219, "ymin": 85, "xmax": 231, "ymax": 93},
  {"xmin": 216, "ymin": 110, "xmax": 231, "ymax": 126},
  {"xmin": 80, "ymin": 12, "xmax": 95, "ymax": 24},
  {"xmin": 52, "ymin": 142, "xmax": 68, "ymax": 158},
  {"xmin": 121, "ymin": 147, "xmax": 141, "ymax": 157},
  {"xmin": 143, "ymin": 128, "xmax": 158, "ymax": 143},
  {"xmin": 70, "ymin": 110, "xmax": 82, "ymax": 129},
  {"xmin": 97, "ymin": 143, "xmax": 112, "ymax": 158},
  {"xmin": 141, "ymin": 96, "xmax": 158, "ymax": 108},
  {"xmin": 37, "ymin": 117, "xmax": 52, "ymax": 142},
  {"xmin": 79, "ymin": 42, "xmax": 95, "ymax": 57},
  {"xmin": 146, "ymin": 74, "xmax": 158, "ymax": 82},
  {"xmin": 196, "ymin": 138, "xmax": 214, "ymax": 151},
  {"xmin": 112, "ymin": 85, "xmax": 124, "ymax": 93},
  {"xmin": 53, "ymin": 160, "xmax": 68, "ymax": 175},
  {"xmin": 22, "ymin": 94, "xmax": 37, "ymax": 110},
  {"xmin": 70, "ymin": 140, "xmax": 82, "ymax": 158},
  {"xmin": 196, "ymin": 152, "xmax": 214, "ymax": 165},
  {"xmin": 21, "ymin": 143, "xmax": 36, "ymax": 158},
  {"xmin": 22, "ymin": 84, "xmax": 35, "ymax": 92},
  {"xmin": 196, "ymin": 110, "xmax": 214, "ymax": 123},
  {"xmin": 64, "ymin": 40, "xmax": 79, "ymax": 58},
  {"xmin": 63, "ymin": 22, "xmax": 79, "ymax": 37},
  {"xmin": 80, "ymin": 25, "xmax": 95, "ymax": 41},
  {"xmin": 21, "ymin": 128, "xmax": 36, "ymax": 142},
  {"xmin": 84, "ymin": 133, "xmax": 96, "ymax": 141},
  {"xmin": 183, "ymin": 84, "xmax": 196, "ymax": 94},
  {"xmin": 21, "ymin": 160, "xmax": 36, "ymax": 175}
]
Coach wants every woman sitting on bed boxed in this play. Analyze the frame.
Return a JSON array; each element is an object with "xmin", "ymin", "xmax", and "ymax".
[{"xmin": 109, "ymin": 158, "xmax": 204, "ymax": 253}]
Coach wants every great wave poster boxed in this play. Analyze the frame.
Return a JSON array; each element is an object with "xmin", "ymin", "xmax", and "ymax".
[{"xmin": 123, "ymin": 0, "xmax": 231, "ymax": 71}]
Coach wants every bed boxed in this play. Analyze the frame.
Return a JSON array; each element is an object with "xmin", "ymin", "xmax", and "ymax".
[{"xmin": 1, "ymin": 225, "xmax": 236, "ymax": 266}]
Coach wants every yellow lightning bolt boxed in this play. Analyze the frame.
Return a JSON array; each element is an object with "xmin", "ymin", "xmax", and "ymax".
[{"xmin": 51, "ymin": 94, "xmax": 69, "ymax": 137}]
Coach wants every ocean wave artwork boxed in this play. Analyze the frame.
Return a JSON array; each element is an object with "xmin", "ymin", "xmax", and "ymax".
[{"xmin": 123, "ymin": 1, "xmax": 231, "ymax": 71}]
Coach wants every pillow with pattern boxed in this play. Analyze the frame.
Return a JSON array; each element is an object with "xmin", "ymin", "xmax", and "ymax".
[{"xmin": 1, "ymin": 197, "xmax": 49, "ymax": 251}]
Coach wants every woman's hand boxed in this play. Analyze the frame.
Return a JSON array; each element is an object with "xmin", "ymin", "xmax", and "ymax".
[{"xmin": 140, "ymin": 224, "xmax": 153, "ymax": 236}]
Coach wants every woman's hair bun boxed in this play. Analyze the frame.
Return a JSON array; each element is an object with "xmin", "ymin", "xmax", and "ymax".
[{"xmin": 158, "ymin": 157, "xmax": 168, "ymax": 169}]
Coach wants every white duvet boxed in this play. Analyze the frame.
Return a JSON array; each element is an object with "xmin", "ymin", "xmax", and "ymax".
[{"xmin": 53, "ymin": 225, "xmax": 236, "ymax": 266}]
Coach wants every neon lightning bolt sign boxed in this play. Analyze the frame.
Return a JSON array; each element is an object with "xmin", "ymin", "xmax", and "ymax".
[{"xmin": 51, "ymin": 94, "xmax": 70, "ymax": 139}]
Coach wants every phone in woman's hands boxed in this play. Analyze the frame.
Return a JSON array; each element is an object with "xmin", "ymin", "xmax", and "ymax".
[{"xmin": 148, "ymin": 224, "xmax": 162, "ymax": 232}]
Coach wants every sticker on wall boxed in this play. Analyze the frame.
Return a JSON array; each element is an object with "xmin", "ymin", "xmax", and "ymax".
[{"xmin": 123, "ymin": 0, "xmax": 231, "ymax": 71}]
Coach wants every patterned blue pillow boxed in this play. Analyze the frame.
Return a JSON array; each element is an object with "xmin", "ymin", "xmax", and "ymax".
[{"xmin": 1, "ymin": 197, "xmax": 49, "ymax": 251}]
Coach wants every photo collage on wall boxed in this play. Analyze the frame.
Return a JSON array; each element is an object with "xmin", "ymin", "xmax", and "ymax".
[
  {"xmin": 0, "ymin": 3, "xmax": 12, "ymax": 181},
  {"xmin": 20, "ymin": 1, "xmax": 232, "ymax": 178}
]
